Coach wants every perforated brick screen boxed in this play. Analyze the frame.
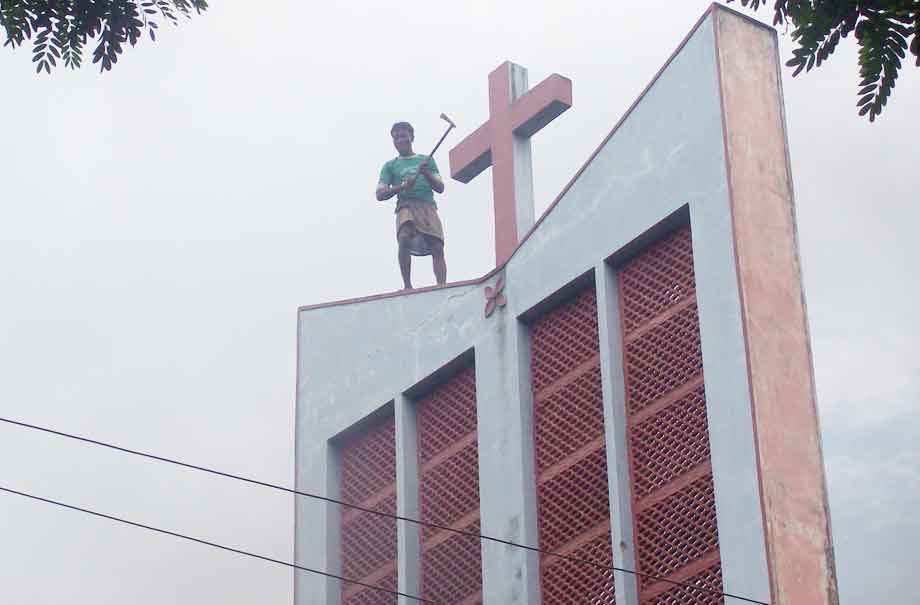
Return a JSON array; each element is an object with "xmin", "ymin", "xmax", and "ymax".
[
  {"xmin": 642, "ymin": 562, "xmax": 724, "ymax": 605},
  {"xmin": 417, "ymin": 366, "xmax": 483, "ymax": 604},
  {"xmin": 339, "ymin": 414, "xmax": 398, "ymax": 605},
  {"xmin": 541, "ymin": 530, "xmax": 615, "ymax": 604},
  {"xmin": 531, "ymin": 287, "xmax": 615, "ymax": 604},
  {"xmin": 619, "ymin": 227, "xmax": 724, "ymax": 604}
]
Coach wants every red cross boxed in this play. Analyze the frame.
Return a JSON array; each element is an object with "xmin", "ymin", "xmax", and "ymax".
[{"xmin": 449, "ymin": 61, "xmax": 572, "ymax": 266}]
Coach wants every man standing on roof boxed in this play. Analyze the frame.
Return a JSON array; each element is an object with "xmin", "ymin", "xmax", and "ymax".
[{"xmin": 376, "ymin": 121, "xmax": 446, "ymax": 290}]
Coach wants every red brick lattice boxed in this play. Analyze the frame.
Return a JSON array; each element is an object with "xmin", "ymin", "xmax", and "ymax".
[
  {"xmin": 534, "ymin": 367, "xmax": 605, "ymax": 469},
  {"xmin": 629, "ymin": 386, "xmax": 710, "ymax": 499},
  {"xmin": 341, "ymin": 493, "xmax": 397, "ymax": 580},
  {"xmin": 531, "ymin": 288, "xmax": 601, "ymax": 392},
  {"xmin": 531, "ymin": 287, "xmax": 615, "ymax": 603},
  {"xmin": 537, "ymin": 446, "xmax": 610, "ymax": 554},
  {"xmin": 344, "ymin": 572, "xmax": 398, "ymax": 605},
  {"xmin": 540, "ymin": 532, "xmax": 616, "ymax": 605},
  {"xmin": 619, "ymin": 226, "xmax": 724, "ymax": 604},
  {"xmin": 339, "ymin": 415, "xmax": 398, "ymax": 605},
  {"xmin": 643, "ymin": 563, "xmax": 724, "ymax": 605},
  {"xmin": 417, "ymin": 370, "xmax": 478, "ymax": 465},
  {"xmin": 418, "ymin": 440, "xmax": 480, "ymax": 542},
  {"xmin": 417, "ymin": 366, "xmax": 483, "ymax": 603},
  {"xmin": 624, "ymin": 307, "xmax": 704, "ymax": 415},
  {"xmin": 634, "ymin": 474, "xmax": 720, "ymax": 578},
  {"xmin": 620, "ymin": 227, "xmax": 697, "ymax": 334}
]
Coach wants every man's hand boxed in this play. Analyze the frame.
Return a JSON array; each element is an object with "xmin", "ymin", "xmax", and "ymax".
[
  {"xmin": 418, "ymin": 158, "xmax": 439, "ymax": 180},
  {"xmin": 418, "ymin": 158, "xmax": 445, "ymax": 194},
  {"xmin": 376, "ymin": 181, "xmax": 402, "ymax": 201}
]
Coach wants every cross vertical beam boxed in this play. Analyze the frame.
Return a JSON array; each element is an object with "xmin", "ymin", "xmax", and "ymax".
[{"xmin": 449, "ymin": 61, "xmax": 572, "ymax": 266}]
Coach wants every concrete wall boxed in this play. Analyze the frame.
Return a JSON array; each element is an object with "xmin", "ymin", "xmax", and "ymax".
[{"xmin": 295, "ymin": 6, "xmax": 833, "ymax": 605}]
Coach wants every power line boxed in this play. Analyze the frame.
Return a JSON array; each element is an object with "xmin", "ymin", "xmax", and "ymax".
[
  {"xmin": 0, "ymin": 416, "xmax": 768, "ymax": 605},
  {"xmin": 0, "ymin": 484, "xmax": 435, "ymax": 603}
]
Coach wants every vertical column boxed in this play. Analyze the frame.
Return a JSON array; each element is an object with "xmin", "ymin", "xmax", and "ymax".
[
  {"xmin": 489, "ymin": 61, "xmax": 536, "ymax": 263},
  {"xmin": 509, "ymin": 63, "xmax": 536, "ymax": 240},
  {"xmin": 691, "ymin": 197, "xmax": 771, "ymax": 605},
  {"xmin": 294, "ymin": 442, "xmax": 337, "ymax": 605},
  {"xmin": 395, "ymin": 394, "xmax": 420, "ymax": 605},
  {"xmin": 713, "ymin": 7, "xmax": 838, "ymax": 604},
  {"xmin": 512, "ymin": 316, "xmax": 542, "ymax": 604},
  {"xmin": 595, "ymin": 262, "xmax": 639, "ymax": 605},
  {"xmin": 488, "ymin": 61, "xmax": 518, "ymax": 264},
  {"xmin": 476, "ymin": 319, "xmax": 541, "ymax": 604},
  {"xmin": 325, "ymin": 448, "xmax": 342, "ymax": 605}
]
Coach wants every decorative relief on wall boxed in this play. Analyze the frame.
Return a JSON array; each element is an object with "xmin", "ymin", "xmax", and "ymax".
[{"xmin": 484, "ymin": 273, "xmax": 507, "ymax": 318}]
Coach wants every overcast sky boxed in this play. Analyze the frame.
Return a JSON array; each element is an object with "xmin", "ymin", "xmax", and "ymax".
[{"xmin": 0, "ymin": 1, "xmax": 917, "ymax": 603}]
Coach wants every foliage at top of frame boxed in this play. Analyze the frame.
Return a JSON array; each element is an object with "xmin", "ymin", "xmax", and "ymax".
[
  {"xmin": 727, "ymin": 0, "xmax": 919, "ymax": 121},
  {"xmin": 1, "ymin": 0, "xmax": 207, "ymax": 74}
]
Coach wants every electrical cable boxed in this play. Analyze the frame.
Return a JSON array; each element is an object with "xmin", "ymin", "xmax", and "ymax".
[
  {"xmin": 0, "ymin": 484, "xmax": 435, "ymax": 603},
  {"xmin": 0, "ymin": 415, "xmax": 768, "ymax": 604}
]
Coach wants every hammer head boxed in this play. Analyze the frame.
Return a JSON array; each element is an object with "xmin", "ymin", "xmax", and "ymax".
[{"xmin": 440, "ymin": 113, "xmax": 456, "ymax": 128}]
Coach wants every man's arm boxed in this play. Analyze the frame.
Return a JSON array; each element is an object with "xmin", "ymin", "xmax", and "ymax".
[
  {"xmin": 376, "ymin": 161, "xmax": 406, "ymax": 201},
  {"xmin": 376, "ymin": 181, "xmax": 407, "ymax": 201},
  {"xmin": 419, "ymin": 158, "xmax": 445, "ymax": 194}
]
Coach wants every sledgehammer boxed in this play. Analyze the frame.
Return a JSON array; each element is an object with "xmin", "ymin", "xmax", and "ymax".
[
  {"xmin": 403, "ymin": 114, "xmax": 455, "ymax": 187},
  {"xmin": 426, "ymin": 113, "xmax": 456, "ymax": 160}
]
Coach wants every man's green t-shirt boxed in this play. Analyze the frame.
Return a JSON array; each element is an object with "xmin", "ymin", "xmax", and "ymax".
[{"xmin": 379, "ymin": 154, "xmax": 440, "ymax": 204}]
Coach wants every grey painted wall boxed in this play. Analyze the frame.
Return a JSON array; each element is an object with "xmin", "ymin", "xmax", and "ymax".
[{"xmin": 295, "ymin": 10, "xmax": 771, "ymax": 605}]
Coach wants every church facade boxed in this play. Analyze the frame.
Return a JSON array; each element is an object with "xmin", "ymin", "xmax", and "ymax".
[{"xmin": 294, "ymin": 5, "xmax": 838, "ymax": 604}]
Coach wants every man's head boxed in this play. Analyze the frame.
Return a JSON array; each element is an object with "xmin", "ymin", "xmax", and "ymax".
[{"xmin": 391, "ymin": 122, "xmax": 414, "ymax": 156}]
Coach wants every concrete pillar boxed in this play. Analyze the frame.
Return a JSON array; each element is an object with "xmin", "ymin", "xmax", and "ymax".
[
  {"xmin": 595, "ymin": 262, "xmax": 640, "ymax": 605},
  {"xmin": 395, "ymin": 394, "xmax": 421, "ymax": 604},
  {"xmin": 474, "ymin": 313, "xmax": 541, "ymax": 604}
]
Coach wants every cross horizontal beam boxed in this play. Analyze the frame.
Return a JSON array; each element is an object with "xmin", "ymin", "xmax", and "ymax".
[{"xmin": 449, "ymin": 74, "xmax": 572, "ymax": 184}]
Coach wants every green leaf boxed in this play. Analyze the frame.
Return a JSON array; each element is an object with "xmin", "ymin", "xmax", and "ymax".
[{"xmin": 6, "ymin": 1, "xmax": 207, "ymax": 75}]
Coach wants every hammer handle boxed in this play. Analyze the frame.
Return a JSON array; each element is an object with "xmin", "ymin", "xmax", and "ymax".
[{"xmin": 426, "ymin": 123, "xmax": 455, "ymax": 162}]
